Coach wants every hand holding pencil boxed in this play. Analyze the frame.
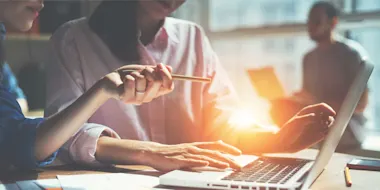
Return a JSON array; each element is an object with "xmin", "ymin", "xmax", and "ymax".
[
  {"xmin": 119, "ymin": 64, "xmax": 211, "ymax": 83},
  {"xmin": 105, "ymin": 64, "xmax": 210, "ymax": 105}
]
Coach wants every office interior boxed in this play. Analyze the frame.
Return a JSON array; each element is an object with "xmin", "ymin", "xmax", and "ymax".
[{"xmin": 3, "ymin": 0, "xmax": 380, "ymax": 158}]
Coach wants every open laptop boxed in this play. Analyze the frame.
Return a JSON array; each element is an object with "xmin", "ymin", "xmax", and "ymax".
[
  {"xmin": 160, "ymin": 61, "xmax": 373, "ymax": 190},
  {"xmin": 247, "ymin": 67, "xmax": 285, "ymax": 100}
]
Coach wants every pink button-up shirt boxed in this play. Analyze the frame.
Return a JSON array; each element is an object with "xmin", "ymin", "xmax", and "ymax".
[{"xmin": 45, "ymin": 17, "xmax": 239, "ymax": 165}]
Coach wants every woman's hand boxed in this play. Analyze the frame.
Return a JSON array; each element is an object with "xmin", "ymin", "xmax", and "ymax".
[
  {"xmin": 96, "ymin": 138, "xmax": 243, "ymax": 172},
  {"xmin": 274, "ymin": 103, "xmax": 336, "ymax": 152},
  {"xmin": 144, "ymin": 141, "xmax": 243, "ymax": 172},
  {"xmin": 100, "ymin": 63, "xmax": 174, "ymax": 104}
]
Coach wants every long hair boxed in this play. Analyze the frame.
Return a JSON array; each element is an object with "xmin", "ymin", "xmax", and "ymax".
[{"xmin": 88, "ymin": 1, "xmax": 140, "ymax": 63}]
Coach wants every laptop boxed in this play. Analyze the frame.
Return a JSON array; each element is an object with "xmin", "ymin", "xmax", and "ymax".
[
  {"xmin": 160, "ymin": 61, "xmax": 373, "ymax": 190},
  {"xmin": 247, "ymin": 67, "xmax": 285, "ymax": 100}
]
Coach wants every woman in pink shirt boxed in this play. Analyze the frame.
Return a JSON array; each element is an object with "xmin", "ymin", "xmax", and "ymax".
[{"xmin": 46, "ymin": 0, "xmax": 336, "ymax": 172}]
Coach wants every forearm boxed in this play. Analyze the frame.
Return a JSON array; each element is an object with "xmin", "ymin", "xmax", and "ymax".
[
  {"xmin": 34, "ymin": 80, "xmax": 111, "ymax": 161},
  {"xmin": 95, "ymin": 137, "xmax": 158, "ymax": 165}
]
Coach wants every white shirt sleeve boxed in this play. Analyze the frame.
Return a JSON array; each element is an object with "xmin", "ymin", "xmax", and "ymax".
[
  {"xmin": 196, "ymin": 26, "xmax": 241, "ymax": 146},
  {"xmin": 45, "ymin": 23, "xmax": 120, "ymax": 166}
]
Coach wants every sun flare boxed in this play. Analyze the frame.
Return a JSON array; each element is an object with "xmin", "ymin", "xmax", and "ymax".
[{"xmin": 228, "ymin": 109, "xmax": 279, "ymax": 132}]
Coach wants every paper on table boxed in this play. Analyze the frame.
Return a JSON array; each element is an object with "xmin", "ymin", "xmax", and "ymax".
[
  {"xmin": 16, "ymin": 179, "xmax": 61, "ymax": 190},
  {"xmin": 0, "ymin": 183, "xmax": 20, "ymax": 190},
  {"xmin": 58, "ymin": 174, "xmax": 109, "ymax": 190},
  {"xmin": 107, "ymin": 173, "xmax": 159, "ymax": 189},
  {"xmin": 58, "ymin": 173, "xmax": 165, "ymax": 190}
]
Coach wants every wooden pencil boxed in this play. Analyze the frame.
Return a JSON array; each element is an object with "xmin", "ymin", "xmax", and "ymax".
[{"xmin": 120, "ymin": 70, "xmax": 211, "ymax": 83}]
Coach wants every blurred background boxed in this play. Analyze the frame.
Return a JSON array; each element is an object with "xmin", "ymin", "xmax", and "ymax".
[{"xmin": 4, "ymin": 0, "xmax": 380, "ymax": 154}]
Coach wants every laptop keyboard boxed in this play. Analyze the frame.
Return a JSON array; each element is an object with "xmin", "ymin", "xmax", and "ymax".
[{"xmin": 222, "ymin": 157, "xmax": 309, "ymax": 184}]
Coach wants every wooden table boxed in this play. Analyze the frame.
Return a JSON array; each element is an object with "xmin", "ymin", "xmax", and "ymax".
[{"xmin": 1, "ymin": 149, "xmax": 380, "ymax": 190}]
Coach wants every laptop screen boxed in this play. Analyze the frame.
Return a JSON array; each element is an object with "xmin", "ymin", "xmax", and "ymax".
[{"xmin": 301, "ymin": 61, "xmax": 374, "ymax": 190}]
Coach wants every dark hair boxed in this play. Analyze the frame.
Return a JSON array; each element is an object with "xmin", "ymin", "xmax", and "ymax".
[
  {"xmin": 311, "ymin": 1, "xmax": 340, "ymax": 19},
  {"xmin": 88, "ymin": 1, "xmax": 140, "ymax": 63}
]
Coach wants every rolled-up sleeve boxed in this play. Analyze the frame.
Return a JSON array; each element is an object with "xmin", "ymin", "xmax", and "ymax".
[
  {"xmin": 0, "ymin": 88, "xmax": 57, "ymax": 169},
  {"xmin": 66, "ymin": 124, "xmax": 120, "ymax": 165},
  {"xmin": 45, "ymin": 22, "xmax": 119, "ymax": 166}
]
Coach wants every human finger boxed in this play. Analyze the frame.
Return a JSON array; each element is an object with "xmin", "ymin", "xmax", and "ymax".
[
  {"xmin": 297, "ymin": 103, "xmax": 336, "ymax": 117},
  {"xmin": 192, "ymin": 140, "xmax": 242, "ymax": 156},
  {"xmin": 184, "ymin": 154, "xmax": 229, "ymax": 169}
]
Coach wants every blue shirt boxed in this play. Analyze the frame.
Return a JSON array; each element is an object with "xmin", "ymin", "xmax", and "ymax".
[
  {"xmin": 0, "ymin": 23, "xmax": 57, "ymax": 169},
  {"xmin": 0, "ymin": 23, "xmax": 26, "ymax": 100},
  {"xmin": 1, "ymin": 63, "xmax": 26, "ymax": 100},
  {"xmin": 0, "ymin": 86, "xmax": 57, "ymax": 169}
]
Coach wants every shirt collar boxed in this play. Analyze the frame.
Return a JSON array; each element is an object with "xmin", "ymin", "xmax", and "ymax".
[
  {"xmin": 161, "ymin": 17, "xmax": 179, "ymax": 43},
  {"xmin": 138, "ymin": 18, "xmax": 179, "ymax": 44}
]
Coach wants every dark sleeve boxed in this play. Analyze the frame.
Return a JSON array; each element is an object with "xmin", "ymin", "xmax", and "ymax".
[
  {"xmin": 345, "ymin": 51, "xmax": 363, "ymax": 89},
  {"xmin": 0, "ymin": 87, "xmax": 57, "ymax": 169},
  {"xmin": 302, "ymin": 54, "xmax": 311, "ymax": 91},
  {"xmin": 1, "ymin": 63, "xmax": 26, "ymax": 99}
]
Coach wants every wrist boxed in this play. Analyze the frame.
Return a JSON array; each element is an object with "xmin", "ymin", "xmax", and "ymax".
[
  {"xmin": 97, "ymin": 77, "xmax": 119, "ymax": 100},
  {"xmin": 135, "ymin": 142, "xmax": 163, "ymax": 166},
  {"xmin": 96, "ymin": 137, "xmax": 163, "ymax": 166}
]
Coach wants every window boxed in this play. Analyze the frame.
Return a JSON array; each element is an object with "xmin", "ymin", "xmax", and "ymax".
[
  {"xmin": 209, "ymin": 0, "xmax": 319, "ymax": 31},
  {"xmin": 355, "ymin": 0, "xmax": 380, "ymax": 12},
  {"xmin": 348, "ymin": 28, "xmax": 380, "ymax": 130}
]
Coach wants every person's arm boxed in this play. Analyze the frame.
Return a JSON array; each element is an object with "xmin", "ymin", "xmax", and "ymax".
[
  {"xmin": 0, "ymin": 87, "xmax": 50, "ymax": 169},
  {"xmin": 0, "ymin": 64, "xmax": 174, "ymax": 168},
  {"xmin": 35, "ymin": 78, "xmax": 111, "ymax": 161},
  {"xmin": 301, "ymin": 54, "xmax": 308, "ymax": 91},
  {"xmin": 292, "ymin": 53, "xmax": 317, "ymax": 104}
]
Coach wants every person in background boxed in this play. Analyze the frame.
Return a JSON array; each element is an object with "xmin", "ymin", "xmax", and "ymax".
[
  {"xmin": 0, "ymin": 23, "xmax": 28, "ymax": 113},
  {"xmin": 271, "ymin": 1, "xmax": 369, "ymax": 151},
  {"xmin": 0, "ymin": 0, "xmax": 175, "ymax": 170},
  {"xmin": 46, "ymin": 0, "xmax": 336, "ymax": 172}
]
